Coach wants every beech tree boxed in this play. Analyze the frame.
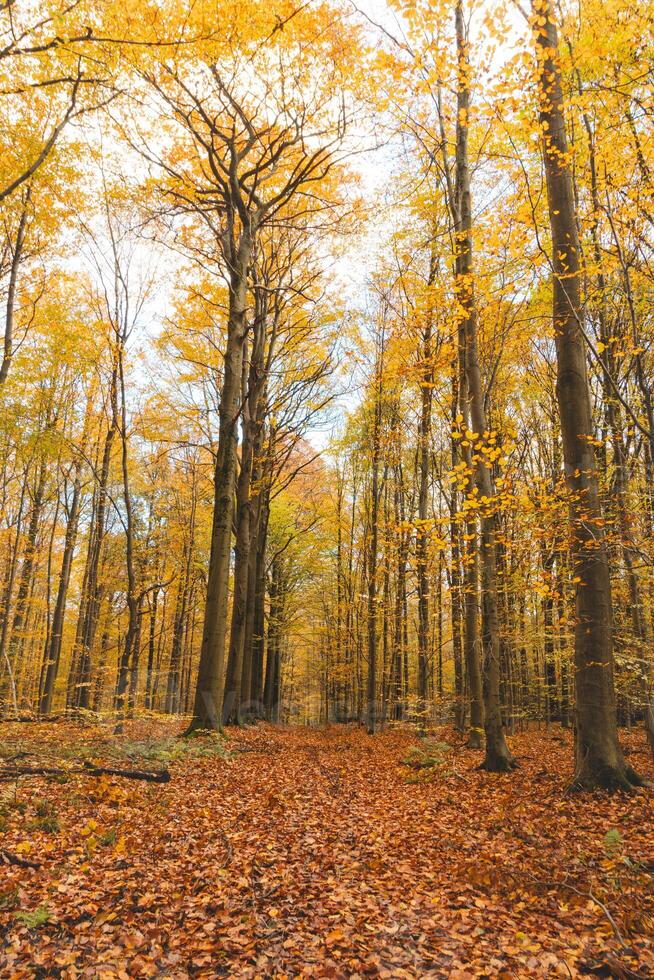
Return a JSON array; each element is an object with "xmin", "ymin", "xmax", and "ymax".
[
  {"xmin": 529, "ymin": 0, "xmax": 641, "ymax": 790},
  {"xmin": 0, "ymin": 0, "xmax": 652, "ymax": 801}
]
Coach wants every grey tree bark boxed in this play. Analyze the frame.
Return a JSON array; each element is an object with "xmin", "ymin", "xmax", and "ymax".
[
  {"xmin": 531, "ymin": 0, "xmax": 639, "ymax": 789},
  {"xmin": 455, "ymin": 0, "xmax": 514, "ymax": 770}
]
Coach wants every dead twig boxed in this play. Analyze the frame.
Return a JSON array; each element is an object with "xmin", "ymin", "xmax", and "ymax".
[{"xmin": 515, "ymin": 868, "xmax": 630, "ymax": 952}]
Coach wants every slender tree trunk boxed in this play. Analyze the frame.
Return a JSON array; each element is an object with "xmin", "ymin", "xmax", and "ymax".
[
  {"xmin": 455, "ymin": 0, "xmax": 514, "ymax": 770},
  {"xmin": 366, "ymin": 361, "xmax": 383, "ymax": 734},
  {"xmin": 249, "ymin": 492, "xmax": 269, "ymax": 708},
  {"xmin": 144, "ymin": 588, "xmax": 159, "ymax": 711},
  {"xmin": 114, "ymin": 340, "xmax": 139, "ymax": 732},
  {"xmin": 392, "ymin": 467, "xmax": 409, "ymax": 721},
  {"xmin": 1, "ymin": 462, "xmax": 47, "ymax": 711},
  {"xmin": 264, "ymin": 554, "xmax": 283, "ymax": 722},
  {"xmin": 182, "ymin": 584, "xmax": 197, "ymax": 714},
  {"xmin": 166, "ymin": 568, "xmax": 188, "ymax": 713},
  {"xmin": 223, "ymin": 341, "xmax": 252, "ymax": 725},
  {"xmin": 166, "ymin": 490, "xmax": 196, "ymax": 713},
  {"xmin": 92, "ymin": 608, "xmax": 112, "ymax": 713},
  {"xmin": 39, "ymin": 475, "xmax": 82, "ymax": 715},
  {"xmin": 0, "ymin": 481, "xmax": 27, "ymax": 717},
  {"xmin": 127, "ymin": 601, "xmax": 144, "ymax": 714},
  {"xmin": 70, "ymin": 368, "xmax": 118, "ymax": 711},
  {"xmin": 450, "ymin": 368, "xmax": 468, "ymax": 732},
  {"xmin": 416, "ymin": 317, "xmax": 434, "ymax": 727},
  {"xmin": 381, "ymin": 481, "xmax": 391, "ymax": 725},
  {"xmin": 335, "ymin": 473, "xmax": 345, "ymax": 719},
  {"xmin": 239, "ymin": 508, "xmax": 259, "ymax": 714},
  {"xmin": 0, "ymin": 188, "xmax": 30, "ymax": 388}
]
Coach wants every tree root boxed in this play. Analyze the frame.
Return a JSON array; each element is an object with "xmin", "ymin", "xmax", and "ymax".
[
  {"xmin": 567, "ymin": 762, "xmax": 643, "ymax": 794},
  {"xmin": 478, "ymin": 756, "xmax": 518, "ymax": 773},
  {"xmin": 182, "ymin": 719, "xmax": 222, "ymax": 738}
]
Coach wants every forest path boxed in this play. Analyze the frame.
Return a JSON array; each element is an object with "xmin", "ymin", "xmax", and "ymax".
[{"xmin": 0, "ymin": 720, "xmax": 653, "ymax": 977}]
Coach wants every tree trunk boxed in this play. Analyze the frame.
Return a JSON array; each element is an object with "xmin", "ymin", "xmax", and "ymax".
[
  {"xmin": 263, "ymin": 554, "xmax": 283, "ymax": 722},
  {"xmin": 455, "ymin": 0, "xmax": 514, "ymax": 770},
  {"xmin": 114, "ymin": 338, "xmax": 140, "ymax": 732},
  {"xmin": 225, "ymin": 305, "xmax": 266, "ymax": 725},
  {"xmin": 249, "ymin": 492, "xmax": 269, "ymax": 708},
  {"xmin": 531, "ymin": 0, "xmax": 639, "ymax": 789},
  {"xmin": 451, "ymin": 367, "xmax": 473, "ymax": 735},
  {"xmin": 39, "ymin": 474, "xmax": 82, "ymax": 716},
  {"xmin": 0, "ymin": 481, "xmax": 27, "ymax": 717},
  {"xmin": 0, "ymin": 188, "xmax": 30, "ymax": 387},
  {"xmin": 1, "ymin": 461, "xmax": 47, "ymax": 711},
  {"xmin": 166, "ymin": 493, "xmax": 195, "ymax": 713},
  {"xmin": 366, "ymin": 360, "xmax": 383, "ymax": 734},
  {"xmin": 188, "ymin": 229, "xmax": 252, "ymax": 732},
  {"xmin": 416, "ymin": 316, "xmax": 433, "ymax": 727},
  {"xmin": 144, "ymin": 588, "xmax": 159, "ymax": 711},
  {"xmin": 69, "ymin": 367, "xmax": 118, "ymax": 712}
]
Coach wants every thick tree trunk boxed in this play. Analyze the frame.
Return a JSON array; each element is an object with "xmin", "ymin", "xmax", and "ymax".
[
  {"xmin": 188, "ymin": 230, "xmax": 252, "ymax": 732},
  {"xmin": 531, "ymin": 0, "xmax": 639, "ymax": 789},
  {"xmin": 240, "ymin": 314, "xmax": 269, "ymax": 716},
  {"xmin": 225, "ymin": 305, "xmax": 266, "ymax": 725}
]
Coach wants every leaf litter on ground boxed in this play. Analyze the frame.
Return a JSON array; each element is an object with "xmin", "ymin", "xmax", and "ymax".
[{"xmin": 0, "ymin": 719, "xmax": 652, "ymax": 978}]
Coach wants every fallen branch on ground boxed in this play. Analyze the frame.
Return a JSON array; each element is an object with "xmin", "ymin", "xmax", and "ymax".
[
  {"xmin": 0, "ymin": 764, "xmax": 170, "ymax": 783},
  {"xmin": 1, "ymin": 848, "xmax": 41, "ymax": 869},
  {"xmin": 0, "ymin": 715, "xmax": 63, "ymax": 723}
]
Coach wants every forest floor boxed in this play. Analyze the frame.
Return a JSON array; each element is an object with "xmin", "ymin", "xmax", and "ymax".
[{"xmin": 0, "ymin": 720, "xmax": 652, "ymax": 979}]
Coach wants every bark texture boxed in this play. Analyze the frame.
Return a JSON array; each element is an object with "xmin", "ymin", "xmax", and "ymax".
[{"xmin": 532, "ymin": 0, "xmax": 639, "ymax": 790}]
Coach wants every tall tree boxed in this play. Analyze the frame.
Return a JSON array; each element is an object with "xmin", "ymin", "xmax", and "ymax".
[
  {"xmin": 530, "ymin": 0, "xmax": 640, "ymax": 789},
  {"xmin": 454, "ymin": 0, "xmax": 514, "ymax": 770}
]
